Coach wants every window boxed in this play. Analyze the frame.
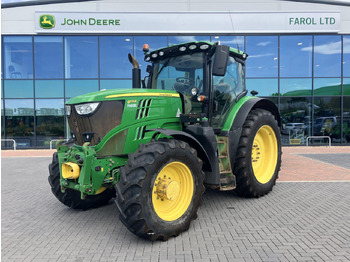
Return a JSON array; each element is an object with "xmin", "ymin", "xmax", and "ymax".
[
  {"xmin": 65, "ymin": 80, "xmax": 98, "ymax": 98},
  {"xmin": 313, "ymin": 97, "xmax": 341, "ymax": 143},
  {"xmin": 3, "ymin": 36, "xmax": 33, "ymax": 79},
  {"xmin": 100, "ymin": 36, "xmax": 133, "ymax": 78},
  {"xmin": 211, "ymin": 36, "xmax": 245, "ymax": 51},
  {"xmin": 344, "ymin": 36, "xmax": 350, "ymax": 77},
  {"xmin": 314, "ymin": 35, "xmax": 341, "ymax": 77},
  {"xmin": 4, "ymin": 80, "xmax": 33, "ymax": 98},
  {"xmin": 35, "ymin": 80, "xmax": 64, "ymax": 98},
  {"xmin": 34, "ymin": 36, "xmax": 63, "ymax": 79},
  {"xmin": 64, "ymin": 36, "xmax": 98, "ymax": 78},
  {"xmin": 36, "ymin": 99, "xmax": 64, "ymax": 147},
  {"xmin": 4, "ymin": 99, "xmax": 34, "ymax": 148},
  {"xmin": 280, "ymin": 97, "xmax": 312, "ymax": 145},
  {"xmin": 246, "ymin": 36, "xmax": 278, "ymax": 77},
  {"xmin": 344, "ymin": 78, "xmax": 350, "ymax": 96},
  {"xmin": 343, "ymin": 97, "xmax": 350, "ymax": 143},
  {"xmin": 314, "ymin": 78, "xmax": 341, "ymax": 96},
  {"xmin": 280, "ymin": 78, "xmax": 312, "ymax": 96},
  {"xmin": 212, "ymin": 57, "xmax": 245, "ymax": 129},
  {"xmin": 246, "ymin": 79, "xmax": 278, "ymax": 97},
  {"xmin": 100, "ymin": 80, "xmax": 132, "ymax": 90},
  {"xmin": 280, "ymin": 35, "xmax": 312, "ymax": 77}
]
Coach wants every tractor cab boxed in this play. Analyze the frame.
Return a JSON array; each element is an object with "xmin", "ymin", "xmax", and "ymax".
[{"xmin": 143, "ymin": 41, "xmax": 248, "ymax": 131}]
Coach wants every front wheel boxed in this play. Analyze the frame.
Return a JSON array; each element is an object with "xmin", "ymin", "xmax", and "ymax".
[
  {"xmin": 115, "ymin": 139, "xmax": 205, "ymax": 241},
  {"xmin": 48, "ymin": 153, "xmax": 116, "ymax": 210},
  {"xmin": 234, "ymin": 108, "xmax": 282, "ymax": 198}
]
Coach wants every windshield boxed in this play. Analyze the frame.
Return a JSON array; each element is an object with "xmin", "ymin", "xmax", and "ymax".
[{"xmin": 150, "ymin": 52, "xmax": 205, "ymax": 114}]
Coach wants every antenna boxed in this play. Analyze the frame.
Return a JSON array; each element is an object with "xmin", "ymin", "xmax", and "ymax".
[{"xmin": 228, "ymin": 10, "xmax": 240, "ymax": 52}]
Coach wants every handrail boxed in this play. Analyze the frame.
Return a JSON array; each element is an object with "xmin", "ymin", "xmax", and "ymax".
[
  {"xmin": 306, "ymin": 136, "xmax": 331, "ymax": 147},
  {"xmin": 50, "ymin": 139, "xmax": 69, "ymax": 150},
  {"xmin": 1, "ymin": 139, "xmax": 17, "ymax": 150}
]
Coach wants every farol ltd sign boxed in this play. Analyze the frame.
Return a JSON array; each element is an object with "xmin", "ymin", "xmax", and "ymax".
[{"xmin": 35, "ymin": 11, "xmax": 340, "ymax": 34}]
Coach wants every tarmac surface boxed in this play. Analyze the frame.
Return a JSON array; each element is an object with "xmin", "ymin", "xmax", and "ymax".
[{"xmin": 1, "ymin": 146, "xmax": 350, "ymax": 262}]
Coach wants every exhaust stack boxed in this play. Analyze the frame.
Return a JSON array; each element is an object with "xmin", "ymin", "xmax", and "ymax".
[{"xmin": 128, "ymin": 53, "xmax": 141, "ymax": 89}]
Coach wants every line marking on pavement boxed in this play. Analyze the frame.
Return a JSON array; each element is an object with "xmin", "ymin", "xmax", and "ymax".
[{"xmin": 1, "ymin": 156, "xmax": 52, "ymax": 158}]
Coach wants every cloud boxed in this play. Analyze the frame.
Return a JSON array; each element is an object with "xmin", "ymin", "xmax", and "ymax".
[
  {"xmin": 302, "ymin": 41, "xmax": 341, "ymax": 55},
  {"xmin": 248, "ymin": 53, "xmax": 275, "ymax": 59},
  {"xmin": 256, "ymin": 41, "xmax": 272, "ymax": 47}
]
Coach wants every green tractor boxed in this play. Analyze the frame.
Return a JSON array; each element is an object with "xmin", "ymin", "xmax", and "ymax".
[{"xmin": 48, "ymin": 41, "xmax": 282, "ymax": 241}]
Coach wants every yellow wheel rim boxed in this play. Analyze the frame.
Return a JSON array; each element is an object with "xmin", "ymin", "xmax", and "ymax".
[
  {"xmin": 152, "ymin": 162, "xmax": 194, "ymax": 221},
  {"xmin": 251, "ymin": 125, "xmax": 278, "ymax": 184}
]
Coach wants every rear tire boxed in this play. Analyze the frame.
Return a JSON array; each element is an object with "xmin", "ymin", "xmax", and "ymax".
[
  {"xmin": 234, "ymin": 109, "xmax": 281, "ymax": 197},
  {"xmin": 48, "ymin": 152, "xmax": 115, "ymax": 210},
  {"xmin": 115, "ymin": 139, "xmax": 205, "ymax": 241}
]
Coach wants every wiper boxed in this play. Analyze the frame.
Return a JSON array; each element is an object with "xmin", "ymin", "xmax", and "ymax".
[{"xmin": 155, "ymin": 59, "xmax": 170, "ymax": 79}]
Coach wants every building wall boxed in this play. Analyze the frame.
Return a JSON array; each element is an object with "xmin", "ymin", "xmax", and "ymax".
[
  {"xmin": 2, "ymin": 0, "xmax": 350, "ymax": 34},
  {"xmin": 1, "ymin": 1, "xmax": 350, "ymax": 148}
]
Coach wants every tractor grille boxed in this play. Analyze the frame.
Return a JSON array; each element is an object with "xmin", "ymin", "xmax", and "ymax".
[{"xmin": 68, "ymin": 100, "xmax": 124, "ymax": 146}]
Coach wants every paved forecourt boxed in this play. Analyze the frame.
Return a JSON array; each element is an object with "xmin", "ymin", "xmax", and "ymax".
[{"xmin": 1, "ymin": 146, "xmax": 350, "ymax": 261}]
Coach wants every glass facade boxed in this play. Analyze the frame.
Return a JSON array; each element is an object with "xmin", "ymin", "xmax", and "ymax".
[{"xmin": 1, "ymin": 34, "xmax": 350, "ymax": 148}]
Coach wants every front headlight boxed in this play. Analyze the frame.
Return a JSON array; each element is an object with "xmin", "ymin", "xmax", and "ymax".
[
  {"xmin": 75, "ymin": 102, "xmax": 100, "ymax": 115},
  {"xmin": 65, "ymin": 105, "xmax": 71, "ymax": 116}
]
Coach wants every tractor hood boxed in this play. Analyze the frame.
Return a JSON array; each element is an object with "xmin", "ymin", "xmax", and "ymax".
[{"xmin": 66, "ymin": 88, "xmax": 180, "ymax": 105}]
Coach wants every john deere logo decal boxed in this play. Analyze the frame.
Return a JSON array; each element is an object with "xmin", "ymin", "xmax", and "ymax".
[{"xmin": 39, "ymin": 14, "xmax": 55, "ymax": 29}]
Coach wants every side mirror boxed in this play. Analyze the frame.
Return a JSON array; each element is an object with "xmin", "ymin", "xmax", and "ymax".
[{"xmin": 212, "ymin": 45, "xmax": 229, "ymax": 76}]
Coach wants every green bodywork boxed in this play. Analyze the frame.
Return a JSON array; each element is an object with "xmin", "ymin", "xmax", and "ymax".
[{"xmin": 57, "ymin": 41, "xmax": 255, "ymax": 198}]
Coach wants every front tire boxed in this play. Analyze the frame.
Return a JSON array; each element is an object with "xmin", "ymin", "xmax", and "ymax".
[
  {"xmin": 48, "ymin": 153, "xmax": 116, "ymax": 210},
  {"xmin": 115, "ymin": 139, "xmax": 205, "ymax": 241},
  {"xmin": 234, "ymin": 108, "xmax": 282, "ymax": 197}
]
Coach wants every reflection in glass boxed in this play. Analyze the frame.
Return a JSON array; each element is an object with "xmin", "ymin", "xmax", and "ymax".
[
  {"xmin": 168, "ymin": 36, "xmax": 210, "ymax": 46},
  {"xmin": 314, "ymin": 35, "xmax": 341, "ymax": 77},
  {"xmin": 4, "ymin": 80, "xmax": 33, "ymax": 98},
  {"xmin": 343, "ymin": 97, "xmax": 350, "ymax": 143},
  {"xmin": 314, "ymin": 78, "xmax": 341, "ymax": 96},
  {"xmin": 65, "ymin": 80, "xmax": 98, "ymax": 98},
  {"xmin": 36, "ymin": 99, "xmax": 64, "ymax": 148},
  {"xmin": 280, "ymin": 78, "xmax": 312, "ymax": 96},
  {"xmin": 35, "ymin": 80, "xmax": 64, "ymax": 98},
  {"xmin": 344, "ymin": 36, "xmax": 350, "ymax": 77},
  {"xmin": 246, "ymin": 36, "xmax": 278, "ymax": 77},
  {"xmin": 246, "ymin": 79, "xmax": 278, "ymax": 96},
  {"xmin": 134, "ymin": 36, "xmax": 168, "ymax": 78},
  {"xmin": 211, "ymin": 36, "xmax": 244, "ymax": 51},
  {"xmin": 100, "ymin": 80, "xmax": 132, "ymax": 90},
  {"xmin": 280, "ymin": 97, "xmax": 312, "ymax": 145},
  {"xmin": 4, "ymin": 99, "xmax": 34, "ymax": 148},
  {"xmin": 344, "ymin": 78, "xmax": 350, "ymax": 95},
  {"xmin": 34, "ymin": 36, "xmax": 63, "ymax": 79},
  {"xmin": 100, "ymin": 36, "xmax": 133, "ymax": 78},
  {"xmin": 3, "ymin": 36, "xmax": 33, "ymax": 79},
  {"xmin": 64, "ymin": 36, "xmax": 98, "ymax": 78},
  {"xmin": 313, "ymin": 97, "xmax": 341, "ymax": 143},
  {"xmin": 280, "ymin": 35, "xmax": 312, "ymax": 77}
]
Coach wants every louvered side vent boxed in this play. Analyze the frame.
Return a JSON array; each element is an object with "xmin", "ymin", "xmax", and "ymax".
[
  {"xmin": 136, "ymin": 125, "xmax": 146, "ymax": 140},
  {"xmin": 135, "ymin": 99, "xmax": 152, "ymax": 120}
]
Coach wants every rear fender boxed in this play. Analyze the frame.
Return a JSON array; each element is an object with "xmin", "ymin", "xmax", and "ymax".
[{"xmin": 227, "ymin": 98, "xmax": 280, "ymax": 170}]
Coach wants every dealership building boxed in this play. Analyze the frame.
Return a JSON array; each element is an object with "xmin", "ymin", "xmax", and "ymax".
[{"xmin": 1, "ymin": 0, "xmax": 350, "ymax": 148}]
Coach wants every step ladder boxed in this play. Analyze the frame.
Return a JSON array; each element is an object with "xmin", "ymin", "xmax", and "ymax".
[{"xmin": 216, "ymin": 136, "xmax": 236, "ymax": 191}]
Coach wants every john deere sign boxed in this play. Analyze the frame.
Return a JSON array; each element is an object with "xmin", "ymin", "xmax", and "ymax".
[
  {"xmin": 35, "ymin": 11, "xmax": 340, "ymax": 34},
  {"xmin": 39, "ymin": 14, "xmax": 55, "ymax": 29}
]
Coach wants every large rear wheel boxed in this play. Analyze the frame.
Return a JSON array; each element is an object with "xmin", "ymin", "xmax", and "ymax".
[
  {"xmin": 115, "ymin": 139, "xmax": 205, "ymax": 241},
  {"xmin": 234, "ymin": 108, "xmax": 281, "ymax": 197}
]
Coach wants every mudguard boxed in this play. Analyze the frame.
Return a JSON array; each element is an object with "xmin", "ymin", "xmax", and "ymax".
[
  {"xmin": 228, "ymin": 97, "xmax": 281, "ymax": 171},
  {"xmin": 149, "ymin": 128, "xmax": 220, "ymax": 185}
]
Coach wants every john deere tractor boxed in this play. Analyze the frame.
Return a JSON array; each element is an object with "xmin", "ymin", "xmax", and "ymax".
[{"xmin": 48, "ymin": 41, "xmax": 281, "ymax": 241}]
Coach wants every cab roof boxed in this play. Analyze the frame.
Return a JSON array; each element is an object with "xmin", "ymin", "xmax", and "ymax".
[{"xmin": 144, "ymin": 41, "xmax": 248, "ymax": 63}]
